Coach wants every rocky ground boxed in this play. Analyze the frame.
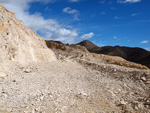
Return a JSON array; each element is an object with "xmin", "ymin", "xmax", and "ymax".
[
  {"xmin": 0, "ymin": 57, "xmax": 150, "ymax": 113},
  {"xmin": 0, "ymin": 3, "xmax": 150, "ymax": 113}
]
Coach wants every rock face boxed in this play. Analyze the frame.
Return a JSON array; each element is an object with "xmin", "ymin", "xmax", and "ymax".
[{"xmin": 0, "ymin": 4, "xmax": 56, "ymax": 64}]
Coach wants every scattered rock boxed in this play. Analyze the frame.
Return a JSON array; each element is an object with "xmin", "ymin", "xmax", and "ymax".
[
  {"xmin": 24, "ymin": 68, "xmax": 32, "ymax": 73},
  {"xmin": 0, "ymin": 72, "xmax": 6, "ymax": 77},
  {"xmin": 40, "ymin": 96, "xmax": 44, "ymax": 101},
  {"xmin": 120, "ymin": 100, "xmax": 128, "ymax": 105},
  {"xmin": 6, "ymin": 108, "xmax": 12, "ymax": 112},
  {"xmin": 141, "ymin": 77, "xmax": 146, "ymax": 81},
  {"xmin": 137, "ymin": 103, "xmax": 144, "ymax": 109},
  {"xmin": 12, "ymin": 80, "xmax": 16, "ymax": 82}
]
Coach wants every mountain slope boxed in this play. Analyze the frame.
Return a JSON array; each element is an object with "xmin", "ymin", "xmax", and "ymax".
[
  {"xmin": 77, "ymin": 40, "xmax": 100, "ymax": 52},
  {"xmin": 77, "ymin": 40, "xmax": 150, "ymax": 68},
  {"xmin": 45, "ymin": 40, "xmax": 148, "ymax": 69}
]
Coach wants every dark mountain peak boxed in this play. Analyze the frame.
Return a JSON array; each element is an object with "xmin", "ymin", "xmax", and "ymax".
[
  {"xmin": 78, "ymin": 40, "xmax": 96, "ymax": 45},
  {"xmin": 77, "ymin": 40, "xmax": 100, "ymax": 52}
]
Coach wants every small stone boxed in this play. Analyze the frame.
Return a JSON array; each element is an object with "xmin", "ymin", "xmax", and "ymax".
[
  {"xmin": 24, "ymin": 68, "xmax": 32, "ymax": 73},
  {"xmin": 13, "ymin": 80, "xmax": 16, "ymax": 82},
  {"xmin": 134, "ymin": 105, "xmax": 139, "ymax": 110},
  {"xmin": 141, "ymin": 77, "xmax": 146, "ymax": 81},
  {"xmin": 120, "ymin": 100, "xmax": 127, "ymax": 105},
  {"xmin": 40, "ymin": 96, "xmax": 44, "ymax": 101},
  {"xmin": 146, "ymin": 105, "xmax": 149, "ymax": 108},
  {"xmin": 6, "ymin": 108, "xmax": 12, "ymax": 112},
  {"xmin": 137, "ymin": 103, "xmax": 144, "ymax": 109},
  {"xmin": 0, "ymin": 72, "xmax": 6, "ymax": 77},
  {"xmin": 2, "ymin": 93, "xmax": 8, "ymax": 98},
  {"xmin": 145, "ymin": 81, "xmax": 150, "ymax": 84}
]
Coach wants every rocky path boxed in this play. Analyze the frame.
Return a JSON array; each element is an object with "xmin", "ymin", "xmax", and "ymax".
[{"xmin": 0, "ymin": 59, "xmax": 150, "ymax": 113}]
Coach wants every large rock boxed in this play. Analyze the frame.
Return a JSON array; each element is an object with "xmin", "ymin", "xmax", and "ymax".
[{"xmin": 0, "ymin": 4, "xmax": 56, "ymax": 64}]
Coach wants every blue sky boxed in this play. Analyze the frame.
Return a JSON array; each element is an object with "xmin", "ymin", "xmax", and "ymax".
[{"xmin": 1, "ymin": 0, "xmax": 150, "ymax": 50}]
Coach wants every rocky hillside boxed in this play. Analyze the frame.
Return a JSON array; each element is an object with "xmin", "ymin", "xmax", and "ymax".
[
  {"xmin": 45, "ymin": 40, "xmax": 148, "ymax": 70},
  {"xmin": 0, "ymin": 3, "xmax": 56, "ymax": 64},
  {"xmin": 77, "ymin": 40, "xmax": 100, "ymax": 52},
  {"xmin": 0, "ymin": 4, "xmax": 150, "ymax": 113},
  {"xmin": 77, "ymin": 40, "xmax": 150, "ymax": 68}
]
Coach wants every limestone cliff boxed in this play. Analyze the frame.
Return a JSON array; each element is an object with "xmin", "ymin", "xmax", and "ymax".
[{"xmin": 0, "ymin": 4, "xmax": 56, "ymax": 64}]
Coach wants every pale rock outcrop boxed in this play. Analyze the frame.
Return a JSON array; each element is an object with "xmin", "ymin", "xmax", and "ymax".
[{"xmin": 0, "ymin": 4, "xmax": 56, "ymax": 64}]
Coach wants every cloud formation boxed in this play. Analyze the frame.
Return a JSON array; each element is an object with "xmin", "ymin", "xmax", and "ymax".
[
  {"xmin": 131, "ymin": 13, "xmax": 142, "ymax": 16},
  {"xmin": 81, "ymin": 32, "xmax": 94, "ymax": 39},
  {"xmin": 114, "ymin": 16, "xmax": 123, "ymax": 19},
  {"xmin": 0, "ymin": 0, "xmax": 78, "ymax": 43},
  {"xmin": 113, "ymin": 36, "xmax": 117, "ymax": 39},
  {"xmin": 63, "ymin": 7, "xmax": 80, "ymax": 20},
  {"xmin": 118, "ymin": 0, "xmax": 141, "ymax": 3},
  {"xmin": 69, "ymin": 0, "xmax": 79, "ymax": 2},
  {"xmin": 99, "ymin": 0, "xmax": 105, "ymax": 4},
  {"xmin": 140, "ymin": 40, "xmax": 149, "ymax": 44}
]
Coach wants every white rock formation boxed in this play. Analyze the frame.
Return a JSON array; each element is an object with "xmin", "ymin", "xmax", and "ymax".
[{"xmin": 0, "ymin": 4, "xmax": 56, "ymax": 64}]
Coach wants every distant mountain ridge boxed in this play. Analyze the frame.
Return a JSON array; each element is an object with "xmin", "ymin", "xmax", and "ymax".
[{"xmin": 77, "ymin": 40, "xmax": 150, "ymax": 68}]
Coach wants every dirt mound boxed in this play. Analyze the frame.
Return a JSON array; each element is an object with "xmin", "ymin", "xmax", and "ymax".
[{"xmin": 0, "ymin": 4, "xmax": 56, "ymax": 64}]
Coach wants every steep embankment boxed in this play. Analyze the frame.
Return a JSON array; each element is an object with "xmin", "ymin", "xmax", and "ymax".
[{"xmin": 0, "ymin": 3, "xmax": 56, "ymax": 65}]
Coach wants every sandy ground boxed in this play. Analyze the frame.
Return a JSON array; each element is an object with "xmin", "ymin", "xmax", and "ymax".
[{"xmin": 0, "ymin": 59, "xmax": 150, "ymax": 113}]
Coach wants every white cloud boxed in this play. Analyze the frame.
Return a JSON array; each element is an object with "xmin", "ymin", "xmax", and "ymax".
[
  {"xmin": 63, "ymin": 7, "xmax": 80, "ymax": 20},
  {"xmin": 63, "ymin": 7, "xmax": 79, "ymax": 14},
  {"xmin": 100, "ymin": 11, "xmax": 106, "ymax": 15},
  {"xmin": 118, "ymin": 0, "xmax": 141, "ymax": 3},
  {"xmin": 99, "ymin": 0, "xmax": 105, "ymax": 4},
  {"xmin": 50, "ymin": 28, "xmax": 78, "ymax": 43},
  {"xmin": 140, "ymin": 40, "xmax": 149, "ymax": 44},
  {"xmin": 81, "ymin": 32, "xmax": 94, "ymax": 39},
  {"xmin": 131, "ymin": 13, "xmax": 142, "ymax": 16},
  {"xmin": 114, "ymin": 16, "xmax": 123, "ymax": 19},
  {"xmin": 113, "ymin": 36, "xmax": 117, "ymax": 39},
  {"xmin": 0, "ymin": 0, "xmax": 78, "ymax": 43},
  {"xmin": 111, "ymin": 7, "xmax": 116, "ymax": 10},
  {"xmin": 69, "ymin": 0, "xmax": 79, "ymax": 2}
]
